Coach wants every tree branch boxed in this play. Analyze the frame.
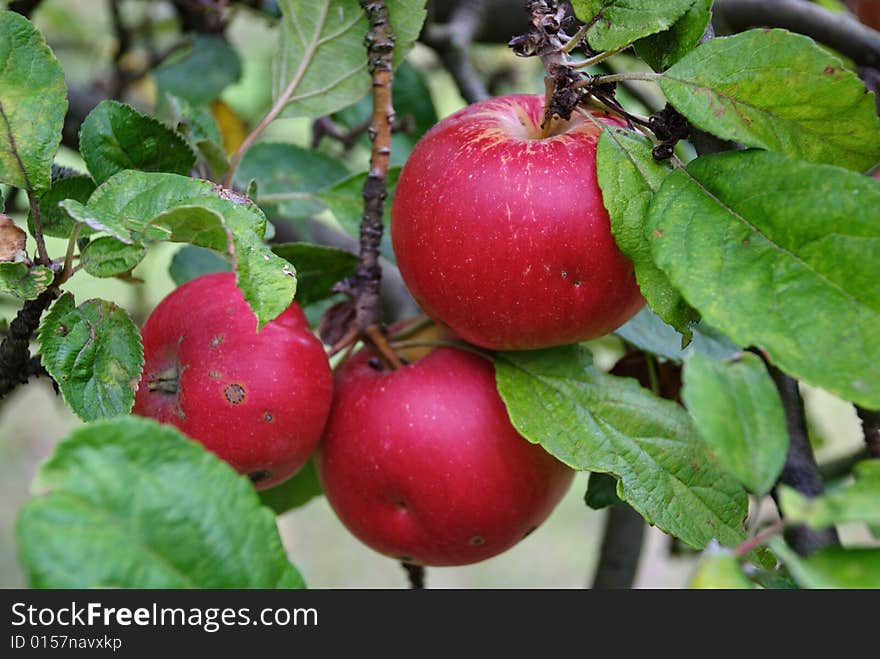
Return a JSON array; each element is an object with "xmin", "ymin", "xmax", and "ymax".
[
  {"xmin": 0, "ymin": 289, "xmax": 58, "ymax": 400},
  {"xmin": 855, "ymin": 406, "xmax": 880, "ymax": 458},
  {"xmin": 109, "ymin": 0, "xmax": 133, "ymax": 99},
  {"xmin": 8, "ymin": 0, "xmax": 43, "ymax": 18},
  {"xmin": 422, "ymin": 0, "xmax": 490, "ymax": 103},
  {"xmin": 591, "ymin": 503, "xmax": 645, "ymax": 589},
  {"xmin": 321, "ymin": 1, "xmax": 402, "ymax": 370},
  {"xmin": 766, "ymin": 363, "xmax": 840, "ymax": 556},
  {"xmin": 713, "ymin": 0, "xmax": 880, "ymax": 68},
  {"xmin": 819, "ymin": 446, "xmax": 870, "ymax": 481}
]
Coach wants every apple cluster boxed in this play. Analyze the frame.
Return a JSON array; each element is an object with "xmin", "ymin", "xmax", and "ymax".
[{"xmin": 134, "ymin": 95, "xmax": 644, "ymax": 568}]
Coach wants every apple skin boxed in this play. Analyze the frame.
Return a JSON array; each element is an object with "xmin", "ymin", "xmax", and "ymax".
[
  {"xmin": 391, "ymin": 94, "xmax": 645, "ymax": 350},
  {"xmin": 133, "ymin": 272, "xmax": 333, "ymax": 489},
  {"xmin": 317, "ymin": 346, "xmax": 574, "ymax": 566}
]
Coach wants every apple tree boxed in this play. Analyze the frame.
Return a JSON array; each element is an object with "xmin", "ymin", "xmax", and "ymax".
[{"xmin": 0, "ymin": 0, "xmax": 878, "ymax": 589}]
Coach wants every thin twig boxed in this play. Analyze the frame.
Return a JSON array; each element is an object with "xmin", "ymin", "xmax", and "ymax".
[
  {"xmin": 24, "ymin": 190, "xmax": 51, "ymax": 266},
  {"xmin": 733, "ymin": 519, "xmax": 785, "ymax": 558},
  {"xmin": 765, "ymin": 362, "xmax": 840, "ymax": 556},
  {"xmin": 109, "ymin": 0, "xmax": 133, "ymax": 99},
  {"xmin": 591, "ymin": 503, "xmax": 645, "ymax": 589},
  {"xmin": 57, "ymin": 224, "xmax": 81, "ymax": 286},
  {"xmin": 422, "ymin": 0, "xmax": 490, "ymax": 103},
  {"xmin": 388, "ymin": 338, "xmax": 491, "ymax": 360},
  {"xmin": 571, "ymin": 44, "xmax": 628, "ymax": 69},
  {"xmin": 592, "ymin": 71, "xmax": 662, "ymax": 85}
]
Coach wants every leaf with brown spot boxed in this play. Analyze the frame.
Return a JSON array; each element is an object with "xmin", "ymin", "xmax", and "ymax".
[{"xmin": 37, "ymin": 293, "xmax": 143, "ymax": 420}]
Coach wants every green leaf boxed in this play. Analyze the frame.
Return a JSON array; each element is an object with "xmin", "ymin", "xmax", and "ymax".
[
  {"xmin": 273, "ymin": 0, "xmax": 426, "ymax": 119},
  {"xmin": 16, "ymin": 416, "xmax": 305, "ymax": 588},
  {"xmin": 633, "ymin": 0, "xmax": 712, "ymax": 71},
  {"xmin": 0, "ymin": 10, "xmax": 67, "ymax": 193},
  {"xmin": 60, "ymin": 171, "xmax": 296, "ymax": 327},
  {"xmin": 771, "ymin": 538, "xmax": 880, "ymax": 588},
  {"xmin": 154, "ymin": 35, "xmax": 242, "ymax": 105},
  {"xmin": 596, "ymin": 126, "xmax": 698, "ymax": 336},
  {"xmin": 258, "ymin": 458, "xmax": 323, "ymax": 515},
  {"xmin": 495, "ymin": 345, "xmax": 748, "ymax": 549},
  {"xmin": 571, "ymin": 0, "xmax": 696, "ymax": 52},
  {"xmin": 159, "ymin": 93, "xmax": 223, "ymax": 145},
  {"xmin": 689, "ymin": 551, "xmax": 754, "ymax": 589},
  {"xmin": 0, "ymin": 262, "xmax": 53, "ymax": 299},
  {"xmin": 78, "ymin": 101, "xmax": 196, "ymax": 185},
  {"xmin": 750, "ymin": 568, "xmax": 797, "ymax": 590},
  {"xmin": 158, "ymin": 93, "xmax": 229, "ymax": 177},
  {"xmin": 79, "ymin": 236, "xmax": 146, "ymax": 278},
  {"xmin": 272, "ymin": 242, "xmax": 357, "ymax": 306},
  {"xmin": 779, "ymin": 460, "xmax": 880, "ymax": 529},
  {"xmin": 682, "ymin": 352, "xmax": 788, "ymax": 496},
  {"xmin": 37, "ymin": 293, "xmax": 143, "ymax": 421},
  {"xmin": 238, "ymin": 143, "xmax": 348, "ymax": 218},
  {"xmin": 660, "ymin": 29, "xmax": 880, "ymax": 172},
  {"xmin": 317, "ymin": 166, "xmax": 401, "ymax": 235},
  {"xmin": 647, "ymin": 150, "xmax": 880, "ymax": 408},
  {"xmin": 616, "ymin": 307, "xmax": 739, "ymax": 363},
  {"xmin": 28, "ymin": 174, "xmax": 96, "ymax": 239},
  {"xmin": 168, "ymin": 244, "xmax": 231, "ymax": 286},
  {"xmin": 584, "ymin": 471, "xmax": 622, "ymax": 509}
]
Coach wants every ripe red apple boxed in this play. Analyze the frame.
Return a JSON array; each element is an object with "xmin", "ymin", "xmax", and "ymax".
[
  {"xmin": 317, "ymin": 345, "xmax": 574, "ymax": 566},
  {"xmin": 853, "ymin": 0, "xmax": 880, "ymax": 30},
  {"xmin": 133, "ymin": 272, "xmax": 333, "ymax": 489},
  {"xmin": 391, "ymin": 94, "xmax": 645, "ymax": 350}
]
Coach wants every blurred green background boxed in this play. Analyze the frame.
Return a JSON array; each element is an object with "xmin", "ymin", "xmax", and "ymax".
[{"xmin": 0, "ymin": 0, "xmax": 868, "ymax": 588}]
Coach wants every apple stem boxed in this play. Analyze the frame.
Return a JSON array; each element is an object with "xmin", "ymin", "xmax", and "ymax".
[
  {"xmin": 389, "ymin": 338, "xmax": 493, "ymax": 361},
  {"xmin": 401, "ymin": 562, "xmax": 425, "ymax": 589},
  {"xmin": 146, "ymin": 366, "xmax": 180, "ymax": 395}
]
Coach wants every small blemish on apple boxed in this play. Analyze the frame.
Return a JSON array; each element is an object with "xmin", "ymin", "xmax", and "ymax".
[
  {"xmin": 224, "ymin": 383, "xmax": 246, "ymax": 404},
  {"xmin": 654, "ymin": 230, "xmax": 663, "ymax": 238},
  {"xmin": 248, "ymin": 470, "xmax": 270, "ymax": 484},
  {"xmin": 208, "ymin": 370, "xmax": 222, "ymax": 379},
  {"xmin": 469, "ymin": 535, "xmax": 485, "ymax": 546},
  {"xmin": 210, "ymin": 334, "xmax": 224, "ymax": 348},
  {"xmin": 263, "ymin": 412, "xmax": 274, "ymax": 423}
]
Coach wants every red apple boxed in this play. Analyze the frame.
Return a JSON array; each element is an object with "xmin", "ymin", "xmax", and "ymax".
[
  {"xmin": 317, "ymin": 346, "xmax": 574, "ymax": 566},
  {"xmin": 853, "ymin": 0, "xmax": 880, "ymax": 30},
  {"xmin": 133, "ymin": 272, "xmax": 333, "ymax": 489},
  {"xmin": 391, "ymin": 94, "xmax": 645, "ymax": 350}
]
